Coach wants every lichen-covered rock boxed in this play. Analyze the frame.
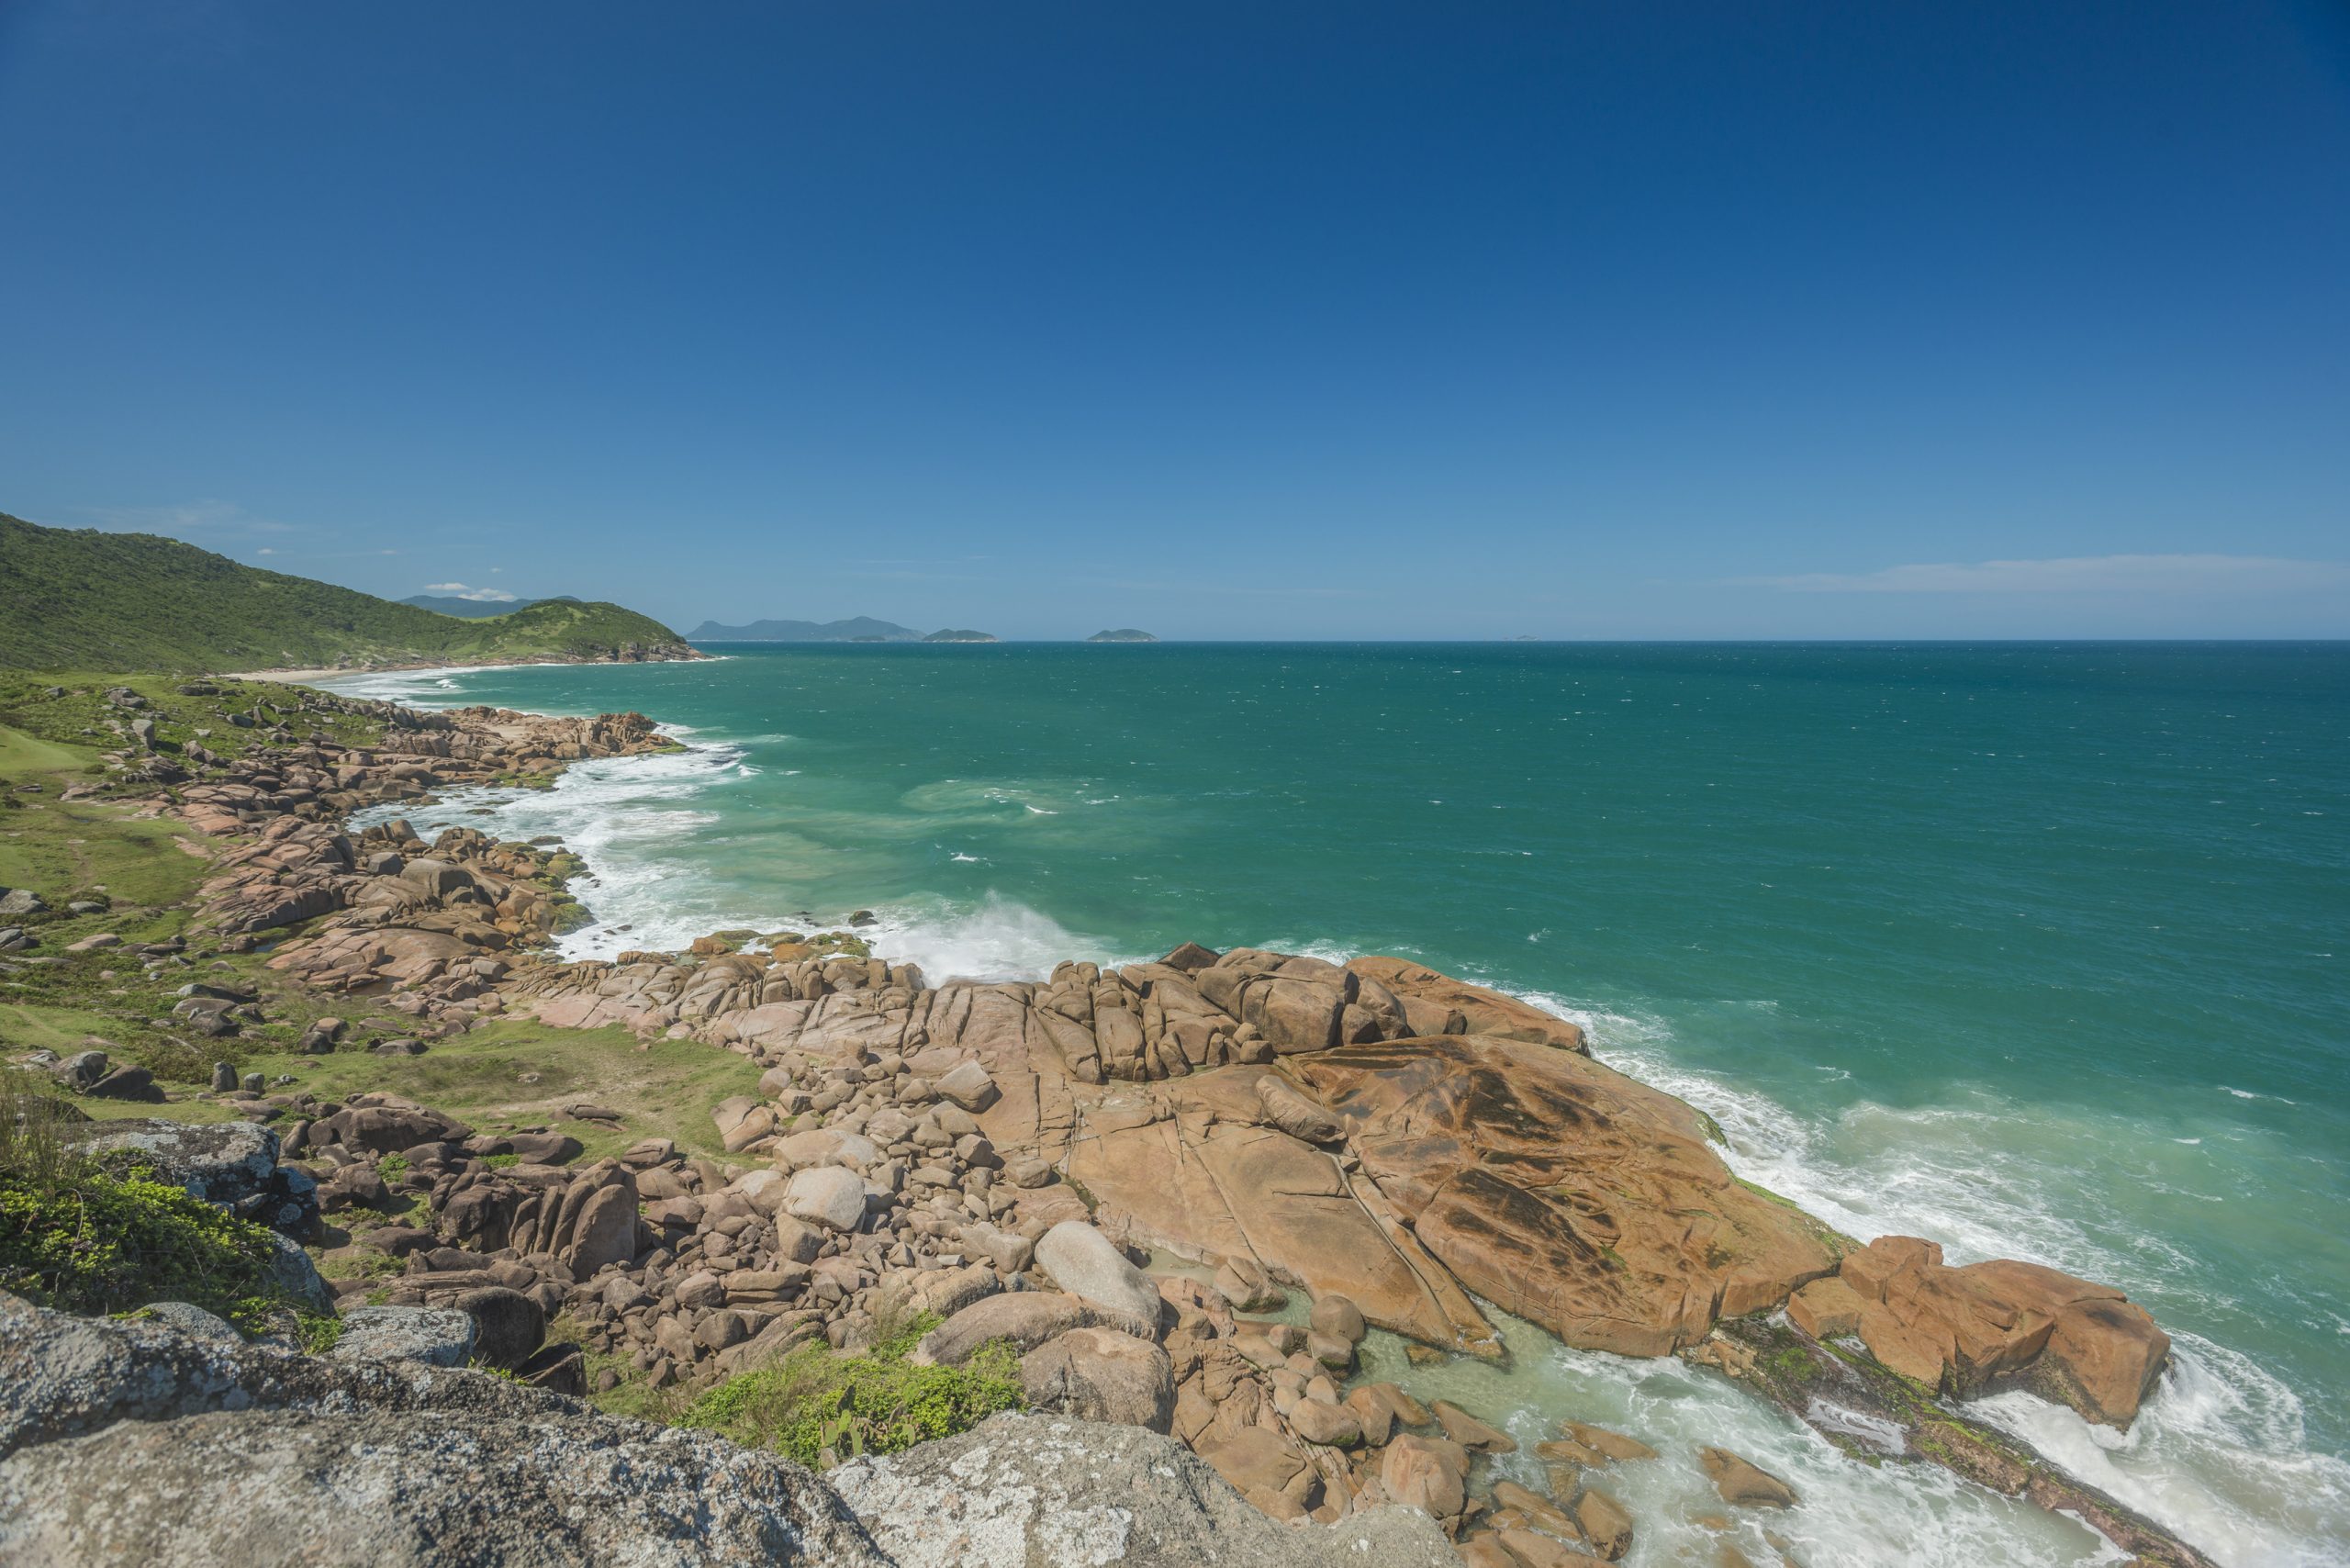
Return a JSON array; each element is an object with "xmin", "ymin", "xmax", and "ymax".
[
  {"xmin": 330, "ymin": 1305, "xmax": 476, "ymax": 1368},
  {"xmin": 0, "ymin": 1406, "xmax": 886, "ymax": 1567},
  {"xmin": 831, "ymin": 1413, "xmax": 1455, "ymax": 1568},
  {"xmin": 62, "ymin": 1118, "xmax": 318, "ymax": 1237}
]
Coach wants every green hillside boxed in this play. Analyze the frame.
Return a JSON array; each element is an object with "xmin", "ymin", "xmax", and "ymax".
[{"xmin": 0, "ymin": 513, "xmax": 695, "ymax": 673}]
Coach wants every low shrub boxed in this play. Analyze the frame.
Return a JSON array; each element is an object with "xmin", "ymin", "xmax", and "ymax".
[
  {"xmin": 1, "ymin": 1071, "xmax": 302, "ymax": 1331},
  {"xmin": 679, "ymin": 1314, "xmax": 1024, "ymax": 1467},
  {"xmin": 0, "ymin": 1167, "xmax": 288, "ymax": 1328}
]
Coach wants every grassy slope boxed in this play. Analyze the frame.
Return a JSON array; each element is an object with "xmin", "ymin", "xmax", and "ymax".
[
  {"xmin": 0, "ymin": 513, "xmax": 690, "ymax": 673},
  {"xmin": 2, "ymin": 678, "xmax": 761, "ymax": 1159}
]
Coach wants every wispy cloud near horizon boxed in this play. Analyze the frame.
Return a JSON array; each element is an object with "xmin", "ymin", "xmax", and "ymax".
[
  {"xmin": 1742, "ymin": 554, "xmax": 2350, "ymax": 595},
  {"xmin": 421, "ymin": 581, "xmax": 518, "ymax": 601},
  {"xmin": 72, "ymin": 499, "xmax": 293, "ymax": 536}
]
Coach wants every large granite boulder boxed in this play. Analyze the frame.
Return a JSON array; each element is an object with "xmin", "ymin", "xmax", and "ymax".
[
  {"xmin": 1344, "ymin": 958, "xmax": 1589, "ymax": 1053},
  {"xmin": 1034, "ymin": 1222, "xmax": 1165, "ymax": 1327},
  {"xmin": 1835, "ymin": 1236, "xmax": 2171, "ymax": 1427},
  {"xmin": 1291, "ymin": 1035, "xmax": 1844, "ymax": 1356},
  {"xmin": 1063, "ymin": 1085, "xmax": 1501, "ymax": 1358},
  {"xmin": 1018, "ymin": 1327, "xmax": 1176, "ymax": 1432}
]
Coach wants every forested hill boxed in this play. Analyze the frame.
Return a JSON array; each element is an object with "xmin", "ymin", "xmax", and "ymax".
[{"xmin": 0, "ymin": 513, "xmax": 696, "ymax": 672}]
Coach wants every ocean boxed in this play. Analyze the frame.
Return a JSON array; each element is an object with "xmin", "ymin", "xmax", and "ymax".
[{"xmin": 324, "ymin": 641, "xmax": 2350, "ymax": 1566}]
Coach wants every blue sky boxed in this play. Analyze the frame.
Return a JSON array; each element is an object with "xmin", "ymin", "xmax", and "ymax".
[{"xmin": 2, "ymin": 1, "xmax": 2345, "ymax": 639}]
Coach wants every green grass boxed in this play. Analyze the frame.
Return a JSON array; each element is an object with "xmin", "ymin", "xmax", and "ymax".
[
  {"xmin": 0, "ymin": 513, "xmax": 692, "ymax": 673},
  {"xmin": 232, "ymin": 1017, "xmax": 769, "ymax": 1164},
  {"xmin": 678, "ymin": 1314, "xmax": 1024, "ymax": 1466},
  {"xmin": 0, "ymin": 671, "xmax": 399, "ymax": 769}
]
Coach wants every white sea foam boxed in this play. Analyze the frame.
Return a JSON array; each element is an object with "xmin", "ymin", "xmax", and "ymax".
[
  {"xmin": 346, "ymin": 735, "xmax": 766, "ymax": 958},
  {"xmin": 858, "ymin": 891, "xmax": 1134, "ymax": 984},
  {"xmin": 1376, "ymin": 1310, "xmax": 2123, "ymax": 1568},
  {"xmin": 1497, "ymin": 986, "xmax": 2350, "ymax": 1566}
]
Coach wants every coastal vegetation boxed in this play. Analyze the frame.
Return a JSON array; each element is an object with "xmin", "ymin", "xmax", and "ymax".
[
  {"xmin": 0, "ymin": 1071, "xmax": 310, "ymax": 1330},
  {"xmin": 0, "ymin": 514, "xmax": 693, "ymax": 673},
  {"xmin": 680, "ymin": 1311, "xmax": 1025, "ymax": 1465},
  {"xmin": 397, "ymin": 593, "xmax": 573, "ymax": 618}
]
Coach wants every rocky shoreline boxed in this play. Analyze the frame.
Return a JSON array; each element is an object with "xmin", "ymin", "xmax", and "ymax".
[
  {"xmin": 3, "ymin": 682, "xmax": 2214, "ymax": 1567},
  {"xmin": 224, "ymin": 641, "xmax": 707, "ymax": 685}
]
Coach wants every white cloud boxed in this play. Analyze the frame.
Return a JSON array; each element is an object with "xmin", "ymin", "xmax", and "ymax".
[
  {"xmin": 255, "ymin": 547, "xmax": 278, "ymax": 555},
  {"xmin": 1747, "ymin": 554, "xmax": 2350, "ymax": 595},
  {"xmin": 422, "ymin": 581, "xmax": 518, "ymax": 601}
]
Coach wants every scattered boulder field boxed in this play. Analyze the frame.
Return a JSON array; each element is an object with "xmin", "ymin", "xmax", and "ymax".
[{"xmin": 0, "ymin": 680, "xmax": 2215, "ymax": 1568}]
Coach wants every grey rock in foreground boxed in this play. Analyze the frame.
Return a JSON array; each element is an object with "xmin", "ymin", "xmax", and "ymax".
[
  {"xmin": 832, "ymin": 1414, "xmax": 1455, "ymax": 1568},
  {"xmin": 0, "ymin": 1291, "xmax": 882, "ymax": 1566},
  {"xmin": 0, "ymin": 1292, "xmax": 1452, "ymax": 1567},
  {"xmin": 1, "ymin": 1408, "xmax": 889, "ymax": 1568}
]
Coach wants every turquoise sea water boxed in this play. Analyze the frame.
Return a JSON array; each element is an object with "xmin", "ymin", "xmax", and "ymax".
[{"xmin": 330, "ymin": 642, "xmax": 2349, "ymax": 1565}]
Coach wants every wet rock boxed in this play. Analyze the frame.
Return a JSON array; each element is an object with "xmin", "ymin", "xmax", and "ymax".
[
  {"xmin": 1837, "ymin": 1236, "xmax": 2170, "ymax": 1428},
  {"xmin": 1573, "ymin": 1485, "xmax": 1634, "ymax": 1560},
  {"xmin": 1432, "ymin": 1399, "xmax": 1515, "ymax": 1454},
  {"xmin": 1558, "ymin": 1422, "xmax": 1656, "ymax": 1463},
  {"xmin": 1496, "ymin": 1529, "xmax": 1604, "ymax": 1567},
  {"xmin": 1698, "ymin": 1447, "xmax": 1797, "ymax": 1508}
]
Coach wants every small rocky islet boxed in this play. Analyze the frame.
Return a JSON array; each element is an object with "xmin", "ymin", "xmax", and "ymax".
[{"xmin": 0, "ymin": 685, "xmax": 2210, "ymax": 1566}]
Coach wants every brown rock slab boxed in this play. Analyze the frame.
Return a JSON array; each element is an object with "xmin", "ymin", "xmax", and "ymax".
[
  {"xmin": 1572, "ymin": 1486, "xmax": 1633, "ymax": 1560},
  {"xmin": 1378, "ymin": 1433, "xmax": 1468, "ymax": 1518},
  {"xmin": 1698, "ymin": 1447, "xmax": 1798, "ymax": 1508},
  {"xmin": 1433, "ymin": 1399, "xmax": 1516, "ymax": 1454},
  {"xmin": 1292, "ymin": 1035, "xmax": 1841, "ymax": 1357},
  {"xmin": 1019, "ymin": 1327, "xmax": 1176, "ymax": 1433},
  {"xmin": 1787, "ymin": 1275, "xmax": 1865, "ymax": 1339},
  {"xmin": 1558, "ymin": 1422, "xmax": 1656, "ymax": 1463}
]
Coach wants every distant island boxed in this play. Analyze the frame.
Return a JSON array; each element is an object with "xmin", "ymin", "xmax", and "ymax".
[
  {"xmin": 686, "ymin": 616, "xmax": 924, "ymax": 643},
  {"xmin": 921, "ymin": 628, "xmax": 998, "ymax": 643},
  {"xmin": 400, "ymin": 593, "xmax": 577, "ymax": 619},
  {"xmin": 1086, "ymin": 628, "xmax": 1158, "ymax": 643}
]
